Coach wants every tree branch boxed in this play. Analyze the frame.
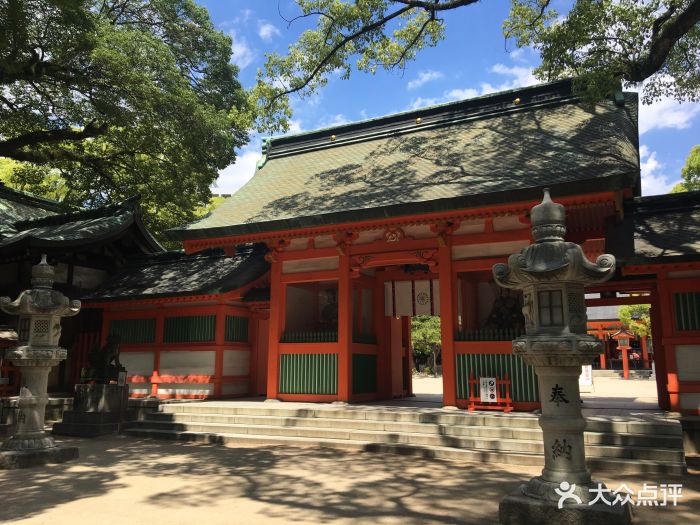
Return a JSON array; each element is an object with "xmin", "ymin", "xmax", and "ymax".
[
  {"xmin": 629, "ymin": 0, "xmax": 700, "ymax": 81},
  {"xmin": 0, "ymin": 122, "xmax": 108, "ymax": 161},
  {"xmin": 391, "ymin": 0, "xmax": 481, "ymax": 11}
]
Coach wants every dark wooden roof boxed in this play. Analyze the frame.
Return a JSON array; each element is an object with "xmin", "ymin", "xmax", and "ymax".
[
  {"xmin": 83, "ymin": 244, "xmax": 269, "ymax": 302},
  {"xmin": 170, "ymin": 79, "xmax": 640, "ymax": 241},
  {"xmin": 607, "ymin": 191, "xmax": 700, "ymax": 266}
]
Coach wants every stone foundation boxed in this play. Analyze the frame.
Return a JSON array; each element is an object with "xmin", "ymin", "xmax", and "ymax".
[
  {"xmin": 0, "ymin": 444, "xmax": 79, "ymax": 469},
  {"xmin": 499, "ymin": 487, "xmax": 632, "ymax": 525}
]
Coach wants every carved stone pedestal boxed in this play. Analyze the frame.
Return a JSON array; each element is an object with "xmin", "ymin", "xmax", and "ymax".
[
  {"xmin": 0, "ymin": 348, "xmax": 79, "ymax": 469},
  {"xmin": 53, "ymin": 384, "xmax": 131, "ymax": 437}
]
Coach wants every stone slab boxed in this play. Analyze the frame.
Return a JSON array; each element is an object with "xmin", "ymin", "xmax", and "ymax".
[
  {"xmin": 0, "ymin": 445, "xmax": 78, "ymax": 469},
  {"xmin": 499, "ymin": 489, "xmax": 632, "ymax": 525},
  {"xmin": 51, "ymin": 384, "xmax": 130, "ymax": 437},
  {"xmin": 52, "ymin": 421, "xmax": 122, "ymax": 437},
  {"xmin": 73, "ymin": 384, "xmax": 129, "ymax": 412}
]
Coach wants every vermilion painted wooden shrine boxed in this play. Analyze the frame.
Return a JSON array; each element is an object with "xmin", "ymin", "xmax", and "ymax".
[{"xmin": 2, "ymin": 79, "xmax": 699, "ymax": 415}]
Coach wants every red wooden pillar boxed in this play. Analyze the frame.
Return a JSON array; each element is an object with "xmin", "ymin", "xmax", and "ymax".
[
  {"xmin": 266, "ymin": 259, "xmax": 284, "ymax": 400},
  {"xmin": 151, "ymin": 308, "xmax": 165, "ymax": 397},
  {"xmin": 658, "ymin": 276, "xmax": 679, "ymax": 411},
  {"xmin": 598, "ymin": 329, "xmax": 607, "ymax": 369},
  {"xmin": 438, "ymin": 243, "xmax": 457, "ymax": 407},
  {"xmin": 650, "ymin": 290, "xmax": 670, "ymax": 410},
  {"xmin": 337, "ymin": 251, "xmax": 352, "ymax": 402},
  {"xmin": 374, "ymin": 276, "xmax": 390, "ymax": 399},
  {"xmin": 213, "ymin": 307, "xmax": 225, "ymax": 397},
  {"xmin": 621, "ymin": 346, "xmax": 630, "ymax": 380},
  {"xmin": 404, "ymin": 316, "xmax": 414, "ymax": 396},
  {"xmin": 641, "ymin": 336, "xmax": 650, "ymax": 369},
  {"xmin": 249, "ymin": 312, "xmax": 258, "ymax": 395}
]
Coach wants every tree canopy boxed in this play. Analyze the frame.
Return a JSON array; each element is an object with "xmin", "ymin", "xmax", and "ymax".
[
  {"xmin": 254, "ymin": 0, "xmax": 700, "ymax": 131},
  {"xmin": 0, "ymin": 0, "xmax": 252, "ymax": 238},
  {"xmin": 671, "ymin": 145, "xmax": 700, "ymax": 192},
  {"xmin": 619, "ymin": 304, "xmax": 652, "ymax": 338},
  {"xmin": 411, "ymin": 315, "xmax": 441, "ymax": 374}
]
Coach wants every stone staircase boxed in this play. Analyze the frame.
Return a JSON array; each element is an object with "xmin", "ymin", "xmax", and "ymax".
[{"xmin": 125, "ymin": 401, "xmax": 686, "ymax": 476}]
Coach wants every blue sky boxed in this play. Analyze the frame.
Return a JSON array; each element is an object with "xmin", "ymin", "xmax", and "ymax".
[{"xmin": 201, "ymin": 1, "xmax": 700, "ymax": 197}]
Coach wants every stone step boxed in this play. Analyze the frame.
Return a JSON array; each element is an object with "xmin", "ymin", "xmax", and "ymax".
[
  {"xmin": 158, "ymin": 403, "xmax": 683, "ymax": 436},
  {"xmin": 147, "ymin": 412, "xmax": 683, "ymax": 449},
  {"xmin": 124, "ymin": 427, "xmax": 686, "ymax": 476},
  {"xmin": 132, "ymin": 418, "xmax": 684, "ymax": 463}
]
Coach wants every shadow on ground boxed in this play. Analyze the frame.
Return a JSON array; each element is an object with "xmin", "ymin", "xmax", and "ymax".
[{"xmin": 1, "ymin": 435, "xmax": 698, "ymax": 525}]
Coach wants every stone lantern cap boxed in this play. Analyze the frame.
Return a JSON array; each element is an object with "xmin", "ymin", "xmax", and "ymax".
[
  {"xmin": 493, "ymin": 189, "xmax": 616, "ymax": 288},
  {"xmin": 0, "ymin": 255, "xmax": 81, "ymax": 318}
]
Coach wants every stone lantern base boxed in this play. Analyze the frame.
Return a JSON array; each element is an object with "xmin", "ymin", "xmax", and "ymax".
[
  {"xmin": 499, "ymin": 478, "xmax": 632, "ymax": 525},
  {"xmin": 0, "ymin": 444, "xmax": 79, "ymax": 469}
]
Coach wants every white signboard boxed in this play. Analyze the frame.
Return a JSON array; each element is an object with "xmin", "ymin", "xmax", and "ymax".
[
  {"xmin": 578, "ymin": 365, "xmax": 593, "ymax": 393},
  {"xmin": 480, "ymin": 377, "xmax": 497, "ymax": 403}
]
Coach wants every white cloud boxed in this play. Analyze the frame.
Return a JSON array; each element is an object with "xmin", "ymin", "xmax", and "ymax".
[
  {"xmin": 258, "ymin": 21, "xmax": 281, "ymax": 41},
  {"xmin": 229, "ymin": 31, "xmax": 255, "ymax": 70},
  {"xmin": 287, "ymin": 119, "xmax": 303, "ymax": 134},
  {"xmin": 407, "ymin": 96, "xmax": 442, "ymax": 110},
  {"xmin": 406, "ymin": 64, "xmax": 537, "ymax": 110},
  {"xmin": 407, "ymin": 70, "xmax": 444, "ymax": 90},
  {"xmin": 639, "ymin": 145, "xmax": 680, "ymax": 196},
  {"xmin": 481, "ymin": 64, "xmax": 538, "ymax": 94},
  {"xmin": 445, "ymin": 88, "xmax": 479, "ymax": 100},
  {"xmin": 639, "ymin": 97, "xmax": 700, "ymax": 135},
  {"xmin": 214, "ymin": 145, "xmax": 261, "ymax": 194},
  {"xmin": 318, "ymin": 113, "xmax": 350, "ymax": 128}
]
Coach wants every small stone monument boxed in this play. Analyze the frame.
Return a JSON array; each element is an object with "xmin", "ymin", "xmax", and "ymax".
[
  {"xmin": 0, "ymin": 255, "xmax": 81, "ymax": 469},
  {"xmin": 493, "ymin": 190, "xmax": 631, "ymax": 524},
  {"xmin": 52, "ymin": 335, "xmax": 131, "ymax": 437}
]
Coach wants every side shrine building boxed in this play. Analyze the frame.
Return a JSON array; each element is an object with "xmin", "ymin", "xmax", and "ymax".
[{"xmin": 41, "ymin": 80, "xmax": 700, "ymax": 414}]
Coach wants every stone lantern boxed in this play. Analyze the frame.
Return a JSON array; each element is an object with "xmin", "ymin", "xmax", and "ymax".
[
  {"xmin": 612, "ymin": 328, "xmax": 635, "ymax": 380},
  {"xmin": 493, "ymin": 190, "xmax": 630, "ymax": 524},
  {"xmin": 0, "ymin": 255, "xmax": 80, "ymax": 469}
]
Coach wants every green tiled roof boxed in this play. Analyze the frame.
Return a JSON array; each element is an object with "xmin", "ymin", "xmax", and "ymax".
[
  {"xmin": 170, "ymin": 80, "xmax": 639, "ymax": 241},
  {"xmin": 83, "ymin": 244, "xmax": 269, "ymax": 301},
  {"xmin": 0, "ymin": 183, "xmax": 66, "ymax": 238},
  {"xmin": 0, "ymin": 197, "xmax": 162, "ymax": 252}
]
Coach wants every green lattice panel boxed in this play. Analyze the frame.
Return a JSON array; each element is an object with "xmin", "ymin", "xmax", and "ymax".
[
  {"xmin": 225, "ymin": 315, "xmax": 249, "ymax": 342},
  {"xmin": 456, "ymin": 353, "xmax": 539, "ymax": 402},
  {"xmin": 675, "ymin": 292, "xmax": 700, "ymax": 331},
  {"xmin": 109, "ymin": 318, "xmax": 156, "ymax": 344},
  {"xmin": 163, "ymin": 315, "xmax": 215, "ymax": 343},
  {"xmin": 279, "ymin": 353, "xmax": 338, "ymax": 395}
]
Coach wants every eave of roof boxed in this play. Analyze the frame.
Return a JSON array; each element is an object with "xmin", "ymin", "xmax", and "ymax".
[
  {"xmin": 611, "ymin": 190, "xmax": 700, "ymax": 267},
  {"xmin": 0, "ymin": 196, "xmax": 164, "ymax": 253}
]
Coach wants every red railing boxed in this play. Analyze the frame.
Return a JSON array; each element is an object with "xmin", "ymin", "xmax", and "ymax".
[{"xmin": 466, "ymin": 373, "xmax": 513, "ymax": 413}]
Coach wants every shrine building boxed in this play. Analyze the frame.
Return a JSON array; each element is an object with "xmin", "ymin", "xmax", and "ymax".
[{"xmin": 58, "ymin": 80, "xmax": 700, "ymax": 414}]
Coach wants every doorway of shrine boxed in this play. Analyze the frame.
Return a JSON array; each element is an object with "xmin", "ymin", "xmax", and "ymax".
[{"xmin": 584, "ymin": 288, "xmax": 661, "ymax": 412}]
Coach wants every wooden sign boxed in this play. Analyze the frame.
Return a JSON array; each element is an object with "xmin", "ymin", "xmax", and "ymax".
[{"xmin": 480, "ymin": 377, "xmax": 497, "ymax": 403}]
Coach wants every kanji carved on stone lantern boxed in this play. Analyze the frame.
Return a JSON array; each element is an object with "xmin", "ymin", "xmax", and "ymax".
[
  {"xmin": 0, "ymin": 255, "xmax": 81, "ymax": 469},
  {"xmin": 494, "ymin": 190, "xmax": 630, "ymax": 524}
]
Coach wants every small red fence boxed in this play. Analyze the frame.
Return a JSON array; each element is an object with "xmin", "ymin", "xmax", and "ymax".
[{"xmin": 466, "ymin": 373, "xmax": 513, "ymax": 413}]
